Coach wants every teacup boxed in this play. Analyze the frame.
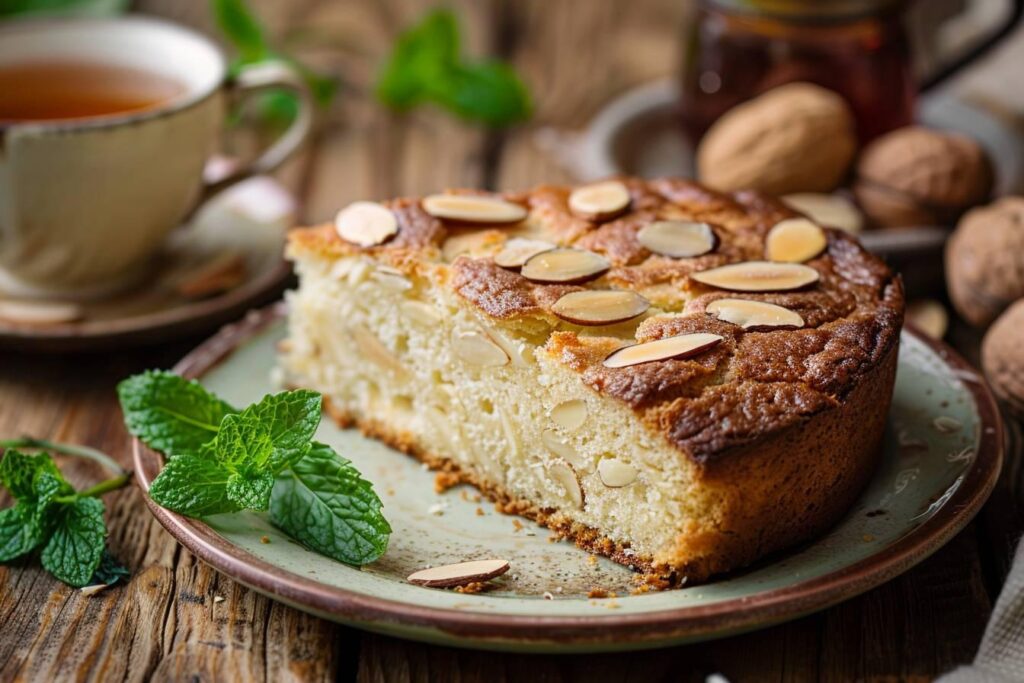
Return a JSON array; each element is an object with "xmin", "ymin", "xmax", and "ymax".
[{"xmin": 0, "ymin": 16, "xmax": 312, "ymax": 298}]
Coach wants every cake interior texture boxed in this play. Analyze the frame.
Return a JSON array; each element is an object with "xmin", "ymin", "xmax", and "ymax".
[{"xmin": 280, "ymin": 178, "xmax": 903, "ymax": 585}]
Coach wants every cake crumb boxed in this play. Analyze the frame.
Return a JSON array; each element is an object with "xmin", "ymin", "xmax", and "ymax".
[
  {"xmin": 512, "ymin": 519, "xmax": 524, "ymax": 532},
  {"xmin": 586, "ymin": 555, "xmax": 598, "ymax": 566},
  {"xmin": 543, "ymin": 591, "xmax": 555, "ymax": 600},
  {"xmin": 863, "ymin": 534, "xmax": 875, "ymax": 542},
  {"xmin": 588, "ymin": 588, "xmax": 609, "ymax": 599},
  {"xmin": 427, "ymin": 502, "xmax": 448, "ymax": 516},
  {"xmin": 454, "ymin": 582, "xmax": 488, "ymax": 594},
  {"xmin": 259, "ymin": 536, "xmax": 270, "ymax": 544},
  {"xmin": 475, "ymin": 507, "xmax": 485, "ymax": 516},
  {"xmin": 434, "ymin": 471, "xmax": 460, "ymax": 493}
]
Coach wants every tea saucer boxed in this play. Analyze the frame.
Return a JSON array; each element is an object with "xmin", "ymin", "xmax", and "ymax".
[{"xmin": 0, "ymin": 175, "xmax": 295, "ymax": 352}]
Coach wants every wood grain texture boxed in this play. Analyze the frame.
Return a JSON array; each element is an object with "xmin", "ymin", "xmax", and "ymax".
[{"xmin": 1, "ymin": 0, "xmax": 1021, "ymax": 681}]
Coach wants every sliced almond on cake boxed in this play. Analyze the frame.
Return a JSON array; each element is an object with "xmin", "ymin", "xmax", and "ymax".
[
  {"xmin": 568, "ymin": 180, "xmax": 631, "ymax": 221},
  {"xmin": 637, "ymin": 220, "xmax": 716, "ymax": 258},
  {"xmin": 335, "ymin": 201, "xmax": 398, "ymax": 247},
  {"xmin": 691, "ymin": 261, "xmax": 819, "ymax": 292},
  {"xmin": 548, "ymin": 463, "xmax": 584, "ymax": 509},
  {"xmin": 407, "ymin": 559, "xmax": 510, "ymax": 588},
  {"xmin": 451, "ymin": 329, "xmax": 510, "ymax": 367},
  {"xmin": 765, "ymin": 218, "xmax": 827, "ymax": 263},
  {"xmin": 423, "ymin": 194, "xmax": 527, "ymax": 224},
  {"xmin": 598, "ymin": 459, "xmax": 638, "ymax": 487},
  {"xmin": 603, "ymin": 332, "xmax": 723, "ymax": 368},
  {"xmin": 550, "ymin": 399, "xmax": 588, "ymax": 432},
  {"xmin": 521, "ymin": 248, "xmax": 610, "ymax": 284},
  {"xmin": 494, "ymin": 238, "xmax": 555, "ymax": 270},
  {"xmin": 706, "ymin": 298, "xmax": 805, "ymax": 329},
  {"xmin": 552, "ymin": 290, "xmax": 650, "ymax": 326}
]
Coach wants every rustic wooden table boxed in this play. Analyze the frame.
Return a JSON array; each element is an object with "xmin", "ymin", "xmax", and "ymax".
[{"xmin": 3, "ymin": 1, "xmax": 1024, "ymax": 680}]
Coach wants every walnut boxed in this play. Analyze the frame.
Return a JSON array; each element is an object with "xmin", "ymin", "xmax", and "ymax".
[
  {"xmin": 697, "ymin": 82, "xmax": 857, "ymax": 196},
  {"xmin": 982, "ymin": 300, "xmax": 1024, "ymax": 419},
  {"xmin": 853, "ymin": 126, "xmax": 993, "ymax": 228},
  {"xmin": 945, "ymin": 197, "xmax": 1024, "ymax": 327}
]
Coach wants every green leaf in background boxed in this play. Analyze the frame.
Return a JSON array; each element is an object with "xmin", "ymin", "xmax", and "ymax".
[
  {"xmin": 270, "ymin": 442, "xmax": 391, "ymax": 566},
  {"xmin": 118, "ymin": 371, "xmax": 237, "ymax": 455},
  {"xmin": 211, "ymin": 0, "xmax": 269, "ymax": 63},
  {"xmin": 210, "ymin": 0, "xmax": 338, "ymax": 126},
  {"xmin": 0, "ymin": 0, "xmax": 128, "ymax": 19},
  {"xmin": 376, "ymin": 8, "xmax": 532, "ymax": 128},
  {"xmin": 40, "ymin": 497, "xmax": 107, "ymax": 587}
]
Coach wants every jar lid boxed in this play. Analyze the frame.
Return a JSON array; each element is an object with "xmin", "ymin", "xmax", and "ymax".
[{"xmin": 707, "ymin": 0, "xmax": 905, "ymax": 21}]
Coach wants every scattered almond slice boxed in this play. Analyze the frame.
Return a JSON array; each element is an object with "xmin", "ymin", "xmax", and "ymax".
[
  {"xmin": 407, "ymin": 559, "xmax": 510, "ymax": 588},
  {"xmin": 706, "ymin": 298, "xmax": 804, "ymax": 329},
  {"xmin": 637, "ymin": 220, "xmax": 716, "ymax": 258},
  {"xmin": 933, "ymin": 416, "xmax": 963, "ymax": 434},
  {"xmin": 906, "ymin": 299, "xmax": 948, "ymax": 340},
  {"xmin": 691, "ymin": 261, "xmax": 819, "ymax": 292},
  {"xmin": 494, "ymin": 238, "xmax": 555, "ymax": 270},
  {"xmin": 765, "ymin": 218, "xmax": 827, "ymax": 263},
  {"xmin": 552, "ymin": 290, "xmax": 650, "ymax": 326},
  {"xmin": 335, "ymin": 201, "xmax": 398, "ymax": 247},
  {"xmin": 603, "ymin": 332, "xmax": 723, "ymax": 368},
  {"xmin": 568, "ymin": 180, "xmax": 631, "ymax": 221},
  {"xmin": 520, "ymin": 248, "xmax": 610, "ymax": 284},
  {"xmin": 0, "ymin": 299, "xmax": 82, "ymax": 326},
  {"xmin": 422, "ymin": 194, "xmax": 527, "ymax": 224},
  {"xmin": 781, "ymin": 193, "xmax": 864, "ymax": 233},
  {"xmin": 176, "ymin": 251, "xmax": 248, "ymax": 299}
]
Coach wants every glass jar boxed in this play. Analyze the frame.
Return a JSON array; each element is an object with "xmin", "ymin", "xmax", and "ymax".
[{"xmin": 680, "ymin": 0, "xmax": 915, "ymax": 145}]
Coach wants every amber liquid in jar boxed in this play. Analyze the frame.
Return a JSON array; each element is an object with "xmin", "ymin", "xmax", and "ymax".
[{"xmin": 680, "ymin": 4, "xmax": 915, "ymax": 145}]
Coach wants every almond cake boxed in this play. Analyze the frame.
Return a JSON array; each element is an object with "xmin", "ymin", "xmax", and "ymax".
[{"xmin": 279, "ymin": 177, "xmax": 904, "ymax": 585}]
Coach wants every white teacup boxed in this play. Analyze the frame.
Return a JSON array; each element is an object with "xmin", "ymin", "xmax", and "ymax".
[{"xmin": 0, "ymin": 16, "xmax": 312, "ymax": 298}]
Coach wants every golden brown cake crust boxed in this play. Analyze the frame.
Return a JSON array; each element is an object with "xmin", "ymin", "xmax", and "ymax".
[{"xmin": 289, "ymin": 177, "xmax": 903, "ymax": 470}]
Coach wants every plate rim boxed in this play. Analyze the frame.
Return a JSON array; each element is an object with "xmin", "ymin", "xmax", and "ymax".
[{"xmin": 131, "ymin": 303, "xmax": 1004, "ymax": 647}]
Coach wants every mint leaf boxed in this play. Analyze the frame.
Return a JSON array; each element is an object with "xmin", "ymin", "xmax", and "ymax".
[
  {"xmin": 241, "ymin": 390, "xmax": 321, "ymax": 472},
  {"xmin": 0, "ymin": 451, "xmax": 73, "ymax": 560},
  {"xmin": 270, "ymin": 442, "xmax": 390, "ymax": 565},
  {"xmin": 0, "ymin": 505, "xmax": 40, "ymax": 562},
  {"xmin": 376, "ymin": 8, "xmax": 531, "ymax": 128},
  {"xmin": 147, "ymin": 453, "xmax": 240, "ymax": 517},
  {"xmin": 40, "ymin": 497, "xmax": 107, "ymax": 587},
  {"xmin": 226, "ymin": 471, "xmax": 275, "ymax": 510},
  {"xmin": 118, "ymin": 371, "xmax": 236, "ymax": 454},
  {"xmin": 216, "ymin": 413, "xmax": 274, "ymax": 472},
  {"xmin": 90, "ymin": 549, "xmax": 130, "ymax": 587},
  {"xmin": 0, "ymin": 448, "xmax": 68, "ymax": 500}
]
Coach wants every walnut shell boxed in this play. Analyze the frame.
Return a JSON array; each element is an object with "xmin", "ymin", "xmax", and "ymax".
[
  {"xmin": 945, "ymin": 196, "xmax": 1024, "ymax": 327},
  {"xmin": 982, "ymin": 300, "xmax": 1024, "ymax": 419},
  {"xmin": 853, "ymin": 126, "xmax": 993, "ymax": 228},
  {"xmin": 697, "ymin": 82, "xmax": 857, "ymax": 196}
]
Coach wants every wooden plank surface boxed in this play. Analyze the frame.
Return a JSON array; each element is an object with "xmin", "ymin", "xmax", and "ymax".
[{"xmin": 1, "ymin": 1, "xmax": 1022, "ymax": 681}]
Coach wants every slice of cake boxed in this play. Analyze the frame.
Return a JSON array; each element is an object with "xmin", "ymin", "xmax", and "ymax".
[{"xmin": 280, "ymin": 178, "xmax": 903, "ymax": 585}]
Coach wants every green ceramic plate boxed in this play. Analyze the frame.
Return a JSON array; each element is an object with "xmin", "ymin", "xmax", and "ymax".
[{"xmin": 133, "ymin": 304, "xmax": 1003, "ymax": 653}]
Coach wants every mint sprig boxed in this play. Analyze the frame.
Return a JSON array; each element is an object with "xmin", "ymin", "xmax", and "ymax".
[
  {"xmin": 376, "ymin": 9, "xmax": 532, "ymax": 128},
  {"xmin": 0, "ymin": 446, "xmax": 131, "ymax": 588},
  {"xmin": 118, "ymin": 371, "xmax": 390, "ymax": 566}
]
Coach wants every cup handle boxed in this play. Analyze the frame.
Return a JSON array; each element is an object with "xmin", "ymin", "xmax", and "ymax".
[{"xmin": 200, "ymin": 60, "xmax": 314, "ymax": 201}]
